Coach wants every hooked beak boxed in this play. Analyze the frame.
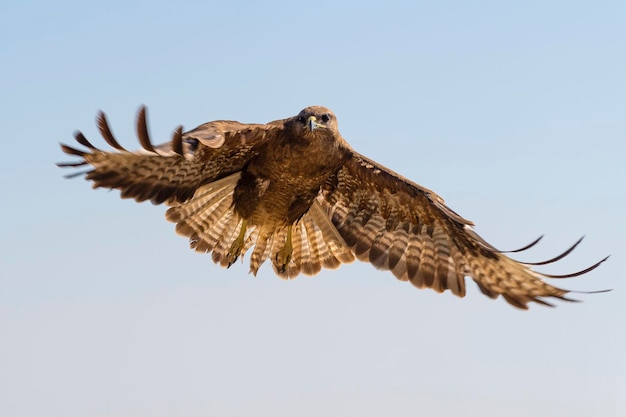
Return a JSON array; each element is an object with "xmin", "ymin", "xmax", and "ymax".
[{"xmin": 307, "ymin": 115, "xmax": 326, "ymax": 131}]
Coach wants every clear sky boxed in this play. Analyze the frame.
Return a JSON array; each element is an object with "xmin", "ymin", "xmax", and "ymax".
[{"xmin": 1, "ymin": 1, "xmax": 625, "ymax": 416}]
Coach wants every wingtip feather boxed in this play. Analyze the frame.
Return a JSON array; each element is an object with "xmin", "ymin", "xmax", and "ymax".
[{"xmin": 136, "ymin": 105, "xmax": 156, "ymax": 153}]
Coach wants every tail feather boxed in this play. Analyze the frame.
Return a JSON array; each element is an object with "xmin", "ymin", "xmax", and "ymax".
[
  {"xmin": 285, "ymin": 223, "xmax": 304, "ymax": 278},
  {"xmin": 212, "ymin": 215, "xmax": 243, "ymax": 267},
  {"xmin": 300, "ymin": 217, "xmax": 323, "ymax": 275},
  {"xmin": 166, "ymin": 178, "xmax": 354, "ymax": 278},
  {"xmin": 250, "ymin": 227, "xmax": 272, "ymax": 276},
  {"xmin": 270, "ymin": 228, "xmax": 289, "ymax": 278}
]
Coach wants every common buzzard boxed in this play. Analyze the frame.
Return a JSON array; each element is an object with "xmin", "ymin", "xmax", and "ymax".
[{"xmin": 58, "ymin": 106, "xmax": 607, "ymax": 309}]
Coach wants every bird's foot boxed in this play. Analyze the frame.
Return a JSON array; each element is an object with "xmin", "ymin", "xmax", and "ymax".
[
  {"xmin": 226, "ymin": 219, "xmax": 247, "ymax": 267},
  {"xmin": 274, "ymin": 225, "xmax": 293, "ymax": 273}
]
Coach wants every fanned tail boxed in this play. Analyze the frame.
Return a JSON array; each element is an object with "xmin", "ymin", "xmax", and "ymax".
[
  {"xmin": 167, "ymin": 179, "xmax": 355, "ymax": 278},
  {"xmin": 271, "ymin": 201, "xmax": 355, "ymax": 279}
]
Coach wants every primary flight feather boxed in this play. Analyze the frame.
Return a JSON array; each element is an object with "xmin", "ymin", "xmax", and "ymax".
[{"xmin": 58, "ymin": 105, "xmax": 607, "ymax": 309}]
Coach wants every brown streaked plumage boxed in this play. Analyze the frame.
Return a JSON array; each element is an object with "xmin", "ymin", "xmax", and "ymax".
[{"xmin": 58, "ymin": 105, "xmax": 608, "ymax": 309}]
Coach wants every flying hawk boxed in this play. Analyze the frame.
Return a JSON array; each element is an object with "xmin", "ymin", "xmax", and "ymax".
[{"xmin": 58, "ymin": 105, "xmax": 607, "ymax": 309}]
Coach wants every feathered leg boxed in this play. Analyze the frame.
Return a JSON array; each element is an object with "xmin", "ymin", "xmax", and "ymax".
[
  {"xmin": 226, "ymin": 219, "xmax": 248, "ymax": 267},
  {"xmin": 274, "ymin": 225, "xmax": 293, "ymax": 273}
]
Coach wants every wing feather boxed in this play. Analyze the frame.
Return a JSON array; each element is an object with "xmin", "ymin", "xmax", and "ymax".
[
  {"xmin": 319, "ymin": 150, "xmax": 605, "ymax": 309},
  {"xmin": 59, "ymin": 105, "xmax": 604, "ymax": 308},
  {"xmin": 58, "ymin": 106, "xmax": 278, "ymax": 205}
]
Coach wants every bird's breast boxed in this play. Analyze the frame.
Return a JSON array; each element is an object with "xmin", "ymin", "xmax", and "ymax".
[{"xmin": 232, "ymin": 140, "xmax": 346, "ymax": 225}]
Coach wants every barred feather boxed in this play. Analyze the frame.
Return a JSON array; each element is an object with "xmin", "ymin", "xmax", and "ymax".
[
  {"xmin": 319, "ymin": 151, "xmax": 607, "ymax": 309},
  {"xmin": 59, "ymin": 105, "xmax": 606, "ymax": 309}
]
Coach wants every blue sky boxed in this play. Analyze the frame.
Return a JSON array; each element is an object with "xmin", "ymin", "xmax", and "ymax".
[{"xmin": 1, "ymin": 1, "xmax": 625, "ymax": 416}]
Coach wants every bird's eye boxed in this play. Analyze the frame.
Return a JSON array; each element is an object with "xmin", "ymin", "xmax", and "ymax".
[
  {"xmin": 297, "ymin": 116, "xmax": 306, "ymax": 124},
  {"xmin": 321, "ymin": 114, "xmax": 331, "ymax": 123}
]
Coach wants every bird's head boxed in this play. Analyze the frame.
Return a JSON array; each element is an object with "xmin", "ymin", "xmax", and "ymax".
[{"xmin": 292, "ymin": 106, "xmax": 339, "ymax": 138}]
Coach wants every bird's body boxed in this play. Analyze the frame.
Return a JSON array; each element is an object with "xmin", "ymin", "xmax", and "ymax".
[
  {"xmin": 59, "ymin": 105, "xmax": 606, "ymax": 309},
  {"xmin": 232, "ymin": 107, "xmax": 348, "ymax": 227}
]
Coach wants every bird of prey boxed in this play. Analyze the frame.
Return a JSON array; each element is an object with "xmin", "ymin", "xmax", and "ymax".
[{"xmin": 58, "ymin": 105, "xmax": 607, "ymax": 309}]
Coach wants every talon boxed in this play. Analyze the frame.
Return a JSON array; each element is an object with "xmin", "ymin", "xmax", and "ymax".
[
  {"xmin": 274, "ymin": 225, "xmax": 293, "ymax": 272},
  {"xmin": 226, "ymin": 219, "xmax": 247, "ymax": 267}
]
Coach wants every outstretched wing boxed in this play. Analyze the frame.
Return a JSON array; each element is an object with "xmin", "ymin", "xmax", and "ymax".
[
  {"xmin": 58, "ymin": 106, "xmax": 281, "ymax": 205},
  {"xmin": 318, "ymin": 150, "xmax": 607, "ymax": 309}
]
